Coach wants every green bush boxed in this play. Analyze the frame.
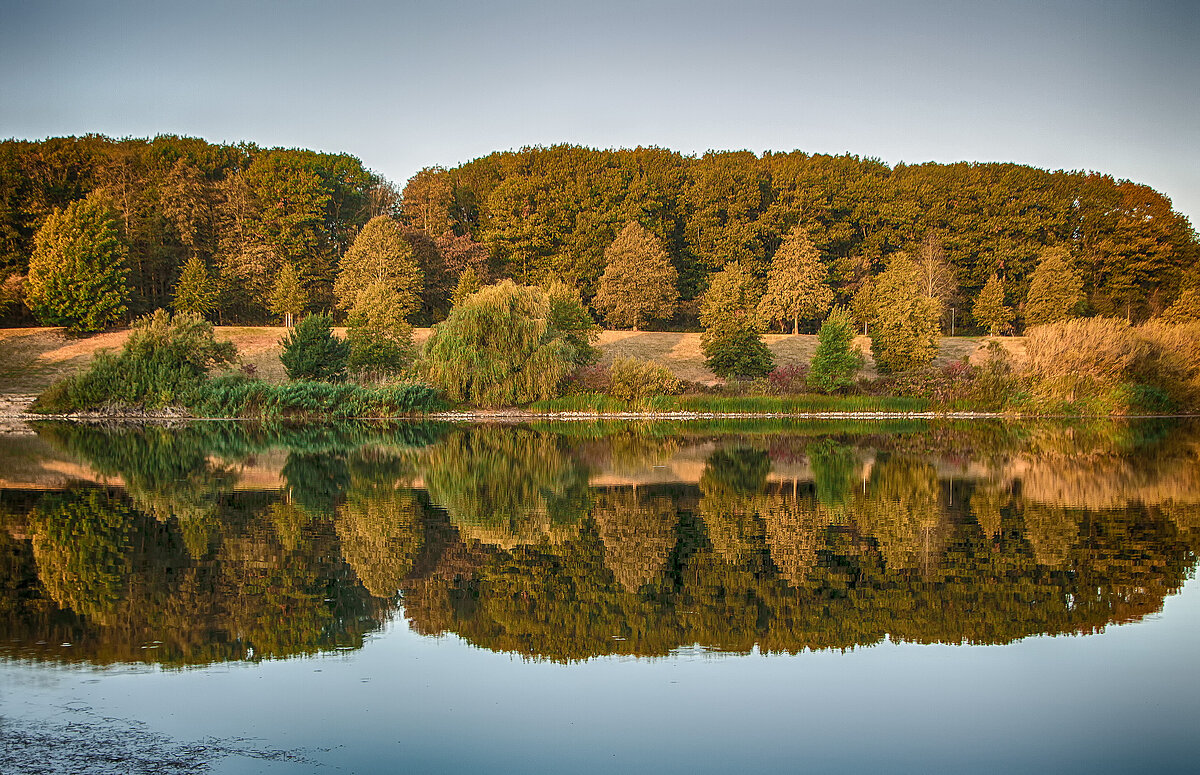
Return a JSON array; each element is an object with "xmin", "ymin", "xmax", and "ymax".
[
  {"xmin": 280, "ymin": 314, "xmax": 350, "ymax": 382},
  {"xmin": 701, "ymin": 315, "xmax": 774, "ymax": 380},
  {"xmin": 31, "ymin": 310, "xmax": 236, "ymax": 413},
  {"xmin": 607, "ymin": 357, "xmax": 683, "ymax": 403},
  {"xmin": 184, "ymin": 375, "xmax": 447, "ymax": 419}
]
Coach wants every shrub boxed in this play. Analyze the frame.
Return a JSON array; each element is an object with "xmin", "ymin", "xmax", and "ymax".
[
  {"xmin": 702, "ymin": 315, "xmax": 774, "ymax": 380},
  {"xmin": 184, "ymin": 375, "xmax": 447, "ymax": 419},
  {"xmin": 808, "ymin": 306, "xmax": 863, "ymax": 393},
  {"xmin": 280, "ymin": 314, "xmax": 350, "ymax": 382},
  {"xmin": 767, "ymin": 364, "xmax": 811, "ymax": 394},
  {"xmin": 31, "ymin": 310, "xmax": 236, "ymax": 413},
  {"xmin": 607, "ymin": 357, "xmax": 682, "ymax": 403}
]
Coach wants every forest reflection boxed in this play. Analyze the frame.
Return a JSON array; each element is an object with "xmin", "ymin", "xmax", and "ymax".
[{"xmin": 2, "ymin": 419, "xmax": 1198, "ymax": 665}]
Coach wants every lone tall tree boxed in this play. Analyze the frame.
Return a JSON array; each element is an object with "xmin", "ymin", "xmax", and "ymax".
[
  {"xmin": 335, "ymin": 216, "xmax": 423, "ymax": 321},
  {"xmin": 972, "ymin": 273, "xmax": 1014, "ymax": 335},
  {"xmin": 26, "ymin": 197, "xmax": 129, "ymax": 333},
  {"xmin": 1025, "ymin": 246, "xmax": 1083, "ymax": 328},
  {"xmin": 869, "ymin": 252, "xmax": 942, "ymax": 373},
  {"xmin": 172, "ymin": 256, "xmax": 219, "ymax": 319},
  {"xmin": 593, "ymin": 222, "xmax": 678, "ymax": 330},
  {"xmin": 269, "ymin": 262, "xmax": 308, "ymax": 328},
  {"xmin": 757, "ymin": 226, "xmax": 833, "ymax": 333}
]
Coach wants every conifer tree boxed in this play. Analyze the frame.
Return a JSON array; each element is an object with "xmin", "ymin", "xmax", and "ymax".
[
  {"xmin": 756, "ymin": 226, "xmax": 833, "ymax": 333},
  {"xmin": 808, "ymin": 306, "xmax": 863, "ymax": 392},
  {"xmin": 172, "ymin": 256, "xmax": 219, "ymax": 319},
  {"xmin": 335, "ymin": 215, "xmax": 423, "ymax": 320},
  {"xmin": 868, "ymin": 252, "xmax": 941, "ymax": 373},
  {"xmin": 592, "ymin": 222, "xmax": 678, "ymax": 330},
  {"xmin": 451, "ymin": 266, "xmax": 484, "ymax": 308},
  {"xmin": 280, "ymin": 313, "xmax": 349, "ymax": 382},
  {"xmin": 346, "ymin": 281, "xmax": 415, "ymax": 380},
  {"xmin": 972, "ymin": 273, "xmax": 1014, "ymax": 335},
  {"xmin": 1161, "ymin": 286, "xmax": 1200, "ymax": 323},
  {"xmin": 1024, "ymin": 246, "xmax": 1083, "ymax": 328},
  {"xmin": 269, "ymin": 262, "xmax": 308, "ymax": 328},
  {"xmin": 26, "ymin": 196, "xmax": 129, "ymax": 333}
]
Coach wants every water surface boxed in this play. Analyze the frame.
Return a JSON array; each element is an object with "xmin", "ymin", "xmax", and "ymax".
[{"xmin": 1, "ymin": 419, "xmax": 1197, "ymax": 772}]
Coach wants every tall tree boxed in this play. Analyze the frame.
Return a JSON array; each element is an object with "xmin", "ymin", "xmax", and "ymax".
[
  {"xmin": 334, "ymin": 216, "xmax": 422, "ymax": 321},
  {"xmin": 269, "ymin": 262, "xmax": 308, "ymax": 328},
  {"xmin": 808, "ymin": 306, "xmax": 863, "ymax": 392},
  {"xmin": 699, "ymin": 260, "xmax": 760, "ymax": 331},
  {"xmin": 172, "ymin": 255, "xmax": 219, "ymax": 319},
  {"xmin": 868, "ymin": 252, "xmax": 941, "ymax": 373},
  {"xmin": 700, "ymin": 261, "xmax": 773, "ymax": 379},
  {"xmin": 26, "ymin": 195, "xmax": 129, "ymax": 332},
  {"xmin": 1024, "ymin": 246, "xmax": 1083, "ymax": 328},
  {"xmin": 972, "ymin": 274, "xmax": 1014, "ymax": 335},
  {"xmin": 592, "ymin": 222, "xmax": 679, "ymax": 330},
  {"xmin": 756, "ymin": 226, "xmax": 834, "ymax": 333}
]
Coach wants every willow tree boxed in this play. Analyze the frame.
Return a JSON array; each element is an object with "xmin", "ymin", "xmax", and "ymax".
[
  {"xmin": 1024, "ymin": 246, "xmax": 1083, "ymax": 328},
  {"xmin": 869, "ymin": 252, "xmax": 941, "ymax": 373},
  {"xmin": 592, "ymin": 222, "xmax": 678, "ymax": 330},
  {"xmin": 334, "ymin": 215, "xmax": 423, "ymax": 321},
  {"xmin": 756, "ymin": 226, "xmax": 833, "ymax": 333},
  {"xmin": 26, "ymin": 196, "xmax": 129, "ymax": 333},
  {"xmin": 422, "ymin": 280, "xmax": 594, "ymax": 407},
  {"xmin": 972, "ymin": 273, "xmax": 1014, "ymax": 335}
]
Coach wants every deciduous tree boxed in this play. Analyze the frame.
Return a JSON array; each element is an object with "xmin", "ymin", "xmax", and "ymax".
[
  {"xmin": 1024, "ymin": 246, "xmax": 1083, "ymax": 328},
  {"xmin": 26, "ymin": 196, "xmax": 129, "ymax": 332},
  {"xmin": 334, "ymin": 216, "xmax": 422, "ymax": 321},
  {"xmin": 972, "ymin": 273, "xmax": 1014, "ymax": 335},
  {"xmin": 808, "ymin": 306, "xmax": 863, "ymax": 392},
  {"xmin": 172, "ymin": 256, "xmax": 219, "ymax": 319},
  {"xmin": 269, "ymin": 262, "xmax": 308, "ymax": 328},
  {"xmin": 756, "ymin": 226, "xmax": 834, "ymax": 333},
  {"xmin": 592, "ymin": 222, "xmax": 678, "ymax": 329},
  {"xmin": 868, "ymin": 252, "xmax": 941, "ymax": 372}
]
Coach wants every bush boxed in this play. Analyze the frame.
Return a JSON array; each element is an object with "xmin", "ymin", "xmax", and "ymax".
[
  {"xmin": 808, "ymin": 306, "xmax": 863, "ymax": 393},
  {"xmin": 702, "ymin": 315, "xmax": 774, "ymax": 380},
  {"xmin": 184, "ymin": 375, "xmax": 447, "ymax": 419},
  {"xmin": 767, "ymin": 364, "xmax": 811, "ymax": 394},
  {"xmin": 280, "ymin": 314, "xmax": 350, "ymax": 382},
  {"xmin": 607, "ymin": 357, "xmax": 682, "ymax": 403},
  {"xmin": 31, "ymin": 310, "xmax": 236, "ymax": 413}
]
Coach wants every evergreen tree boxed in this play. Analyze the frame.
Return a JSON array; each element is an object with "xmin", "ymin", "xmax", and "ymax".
[
  {"xmin": 450, "ymin": 266, "xmax": 484, "ymax": 308},
  {"xmin": 26, "ymin": 196, "xmax": 129, "ymax": 333},
  {"xmin": 592, "ymin": 222, "xmax": 678, "ymax": 330},
  {"xmin": 279, "ymin": 313, "xmax": 349, "ymax": 382},
  {"xmin": 808, "ymin": 306, "xmax": 863, "ymax": 392},
  {"xmin": 1024, "ymin": 246, "xmax": 1083, "ymax": 328},
  {"xmin": 334, "ymin": 215, "xmax": 423, "ymax": 321},
  {"xmin": 172, "ymin": 256, "xmax": 219, "ymax": 319},
  {"xmin": 869, "ymin": 252, "xmax": 942, "ymax": 373},
  {"xmin": 756, "ymin": 226, "xmax": 834, "ymax": 333},
  {"xmin": 269, "ymin": 262, "xmax": 308, "ymax": 328},
  {"xmin": 972, "ymin": 273, "xmax": 1014, "ymax": 335}
]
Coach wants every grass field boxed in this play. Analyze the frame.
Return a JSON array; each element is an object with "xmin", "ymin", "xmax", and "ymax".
[{"xmin": 0, "ymin": 325, "xmax": 1023, "ymax": 408}]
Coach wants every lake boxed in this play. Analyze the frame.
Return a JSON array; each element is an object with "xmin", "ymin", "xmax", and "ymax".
[{"xmin": 1, "ymin": 418, "xmax": 1198, "ymax": 773}]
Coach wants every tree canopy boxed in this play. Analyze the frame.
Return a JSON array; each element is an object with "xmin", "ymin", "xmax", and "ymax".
[
  {"xmin": 1025, "ymin": 246, "xmax": 1083, "ymax": 328},
  {"xmin": 868, "ymin": 252, "xmax": 942, "ymax": 373},
  {"xmin": 592, "ymin": 222, "xmax": 679, "ymax": 329},
  {"xmin": 756, "ymin": 225, "xmax": 834, "ymax": 333}
]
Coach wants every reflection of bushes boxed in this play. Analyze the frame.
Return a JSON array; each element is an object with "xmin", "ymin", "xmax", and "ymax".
[
  {"xmin": 591, "ymin": 489, "xmax": 678, "ymax": 591},
  {"xmin": 421, "ymin": 427, "xmax": 591, "ymax": 547}
]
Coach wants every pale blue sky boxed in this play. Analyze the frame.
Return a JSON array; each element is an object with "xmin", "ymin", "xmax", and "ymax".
[{"xmin": 2, "ymin": 0, "xmax": 1197, "ymax": 223}]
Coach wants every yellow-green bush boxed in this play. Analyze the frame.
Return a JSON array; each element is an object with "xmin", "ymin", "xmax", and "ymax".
[{"xmin": 607, "ymin": 357, "xmax": 683, "ymax": 403}]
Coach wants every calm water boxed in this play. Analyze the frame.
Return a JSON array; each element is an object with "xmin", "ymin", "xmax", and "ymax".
[{"xmin": 1, "ymin": 419, "xmax": 1198, "ymax": 773}]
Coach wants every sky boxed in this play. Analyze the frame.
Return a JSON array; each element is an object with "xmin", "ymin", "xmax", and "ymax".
[{"xmin": 2, "ymin": 0, "xmax": 1198, "ymax": 223}]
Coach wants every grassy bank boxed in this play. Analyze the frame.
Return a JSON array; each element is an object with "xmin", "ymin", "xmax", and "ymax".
[{"xmin": 530, "ymin": 393, "xmax": 930, "ymax": 414}]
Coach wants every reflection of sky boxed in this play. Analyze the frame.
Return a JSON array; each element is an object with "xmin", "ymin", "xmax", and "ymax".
[
  {"xmin": 2, "ymin": 1, "xmax": 1197, "ymax": 224},
  {"xmin": 4, "ymin": 579, "xmax": 1198, "ymax": 773}
]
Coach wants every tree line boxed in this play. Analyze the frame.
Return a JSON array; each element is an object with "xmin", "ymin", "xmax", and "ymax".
[{"xmin": 2, "ymin": 136, "xmax": 1198, "ymax": 334}]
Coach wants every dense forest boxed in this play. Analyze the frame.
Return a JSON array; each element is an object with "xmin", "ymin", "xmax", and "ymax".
[{"xmin": 2, "ymin": 135, "xmax": 1197, "ymax": 330}]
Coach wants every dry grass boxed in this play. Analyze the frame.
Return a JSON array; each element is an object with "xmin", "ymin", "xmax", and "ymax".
[{"xmin": 0, "ymin": 325, "xmax": 1013, "ymax": 400}]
